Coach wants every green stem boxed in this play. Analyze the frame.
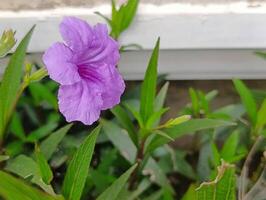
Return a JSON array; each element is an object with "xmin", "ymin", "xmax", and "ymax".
[{"xmin": 128, "ymin": 139, "xmax": 146, "ymax": 190}]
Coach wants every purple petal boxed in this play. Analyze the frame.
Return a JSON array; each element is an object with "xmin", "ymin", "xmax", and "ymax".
[
  {"xmin": 58, "ymin": 80, "xmax": 103, "ymax": 125},
  {"xmin": 43, "ymin": 42, "xmax": 81, "ymax": 85},
  {"xmin": 79, "ymin": 24, "xmax": 120, "ymax": 66},
  {"xmin": 100, "ymin": 65, "xmax": 125, "ymax": 109},
  {"xmin": 60, "ymin": 17, "xmax": 93, "ymax": 52},
  {"xmin": 83, "ymin": 63, "xmax": 125, "ymax": 110}
]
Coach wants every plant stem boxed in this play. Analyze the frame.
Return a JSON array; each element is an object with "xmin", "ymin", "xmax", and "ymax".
[
  {"xmin": 239, "ymin": 135, "xmax": 265, "ymax": 200},
  {"xmin": 128, "ymin": 139, "xmax": 146, "ymax": 190}
]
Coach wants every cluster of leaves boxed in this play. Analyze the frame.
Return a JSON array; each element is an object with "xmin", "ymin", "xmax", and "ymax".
[{"xmin": 0, "ymin": 0, "xmax": 265, "ymax": 200}]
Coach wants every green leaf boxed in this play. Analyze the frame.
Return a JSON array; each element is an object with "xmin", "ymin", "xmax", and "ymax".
[
  {"xmin": 220, "ymin": 131, "xmax": 239, "ymax": 162},
  {"xmin": 181, "ymin": 184, "xmax": 196, "ymax": 200},
  {"xmin": 152, "ymin": 82, "xmax": 169, "ymax": 126},
  {"xmin": 233, "ymin": 79, "xmax": 257, "ymax": 126},
  {"xmin": 147, "ymin": 119, "xmax": 236, "ymax": 153},
  {"xmin": 29, "ymin": 82, "xmax": 57, "ymax": 109},
  {"xmin": 40, "ymin": 124, "xmax": 72, "ymax": 160},
  {"xmin": 120, "ymin": 0, "xmax": 139, "ymax": 32},
  {"xmin": 0, "ymin": 26, "xmax": 35, "ymax": 138},
  {"xmin": 146, "ymin": 108, "xmax": 169, "ymax": 128},
  {"xmin": 124, "ymin": 101, "xmax": 144, "ymax": 128},
  {"xmin": 101, "ymin": 119, "xmax": 173, "ymax": 192},
  {"xmin": 10, "ymin": 112, "xmax": 25, "ymax": 140},
  {"xmin": 205, "ymin": 90, "xmax": 218, "ymax": 102},
  {"xmin": 26, "ymin": 122, "xmax": 58, "ymax": 142},
  {"xmin": 255, "ymin": 98, "xmax": 266, "ymax": 133},
  {"xmin": 154, "ymin": 130, "xmax": 174, "ymax": 141},
  {"xmin": 0, "ymin": 29, "xmax": 16, "ymax": 57},
  {"xmin": 96, "ymin": 164, "xmax": 137, "ymax": 200},
  {"xmin": 35, "ymin": 145, "xmax": 53, "ymax": 185},
  {"xmin": 211, "ymin": 142, "xmax": 221, "ymax": 167},
  {"xmin": 142, "ymin": 190, "xmax": 163, "ymax": 200},
  {"xmin": 110, "ymin": 0, "xmax": 139, "ymax": 39},
  {"xmin": 163, "ymin": 115, "xmax": 191, "ymax": 128},
  {"xmin": 0, "ymin": 170, "xmax": 62, "ymax": 200},
  {"xmin": 155, "ymin": 82, "xmax": 169, "ymax": 111},
  {"xmin": 5, "ymin": 155, "xmax": 55, "ymax": 195},
  {"xmin": 101, "ymin": 119, "xmax": 136, "ymax": 163},
  {"xmin": 174, "ymin": 150, "xmax": 197, "ymax": 180},
  {"xmin": 189, "ymin": 88, "xmax": 199, "ymax": 117},
  {"xmin": 140, "ymin": 38, "xmax": 160, "ymax": 123},
  {"xmin": 127, "ymin": 179, "xmax": 151, "ymax": 200},
  {"xmin": 0, "ymin": 155, "xmax": 9, "ymax": 162},
  {"xmin": 255, "ymin": 51, "xmax": 266, "ymax": 59},
  {"xmin": 62, "ymin": 126, "xmax": 100, "ymax": 200},
  {"xmin": 196, "ymin": 161, "xmax": 236, "ymax": 200},
  {"xmin": 111, "ymin": 105, "xmax": 137, "ymax": 146}
]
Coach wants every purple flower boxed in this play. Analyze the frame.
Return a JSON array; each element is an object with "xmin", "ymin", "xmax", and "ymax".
[{"xmin": 43, "ymin": 17, "xmax": 125, "ymax": 125}]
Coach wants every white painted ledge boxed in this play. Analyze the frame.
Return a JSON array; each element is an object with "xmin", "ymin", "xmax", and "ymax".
[{"xmin": 1, "ymin": 2, "xmax": 266, "ymax": 80}]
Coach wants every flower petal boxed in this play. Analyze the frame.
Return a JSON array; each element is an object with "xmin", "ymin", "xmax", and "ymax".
[
  {"xmin": 60, "ymin": 17, "xmax": 93, "ymax": 52},
  {"xmin": 43, "ymin": 42, "xmax": 81, "ymax": 85},
  {"xmin": 58, "ymin": 80, "xmax": 103, "ymax": 125},
  {"xmin": 101, "ymin": 65, "xmax": 125, "ymax": 109},
  {"xmin": 78, "ymin": 24, "xmax": 120, "ymax": 66},
  {"xmin": 84, "ymin": 63, "xmax": 125, "ymax": 110}
]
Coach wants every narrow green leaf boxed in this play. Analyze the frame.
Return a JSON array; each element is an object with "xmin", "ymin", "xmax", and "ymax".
[
  {"xmin": 0, "ymin": 171, "xmax": 62, "ymax": 200},
  {"xmin": 5, "ymin": 155, "xmax": 55, "ymax": 195},
  {"xmin": 181, "ymin": 184, "xmax": 196, "ymax": 200},
  {"xmin": 211, "ymin": 142, "xmax": 221, "ymax": 167},
  {"xmin": 29, "ymin": 82, "xmax": 57, "ymax": 109},
  {"xmin": 101, "ymin": 119, "xmax": 136, "ymax": 163},
  {"xmin": 120, "ymin": 0, "xmax": 139, "ymax": 32},
  {"xmin": 101, "ymin": 119, "xmax": 173, "ymax": 191},
  {"xmin": 142, "ymin": 189, "xmax": 163, "ymax": 200},
  {"xmin": 0, "ymin": 155, "xmax": 9, "ymax": 162},
  {"xmin": 26, "ymin": 123, "xmax": 58, "ymax": 142},
  {"xmin": 154, "ymin": 130, "xmax": 174, "ymax": 141},
  {"xmin": 196, "ymin": 161, "xmax": 236, "ymax": 200},
  {"xmin": 189, "ymin": 88, "xmax": 199, "ymax": 116},
  {"xmin": 163, "ymin": 115, "xmax": 191, "ymax": 128},
  {"xmin": 147, "ymin": 119, "xmax": 236, "ymax": 152},
  {"xmin": 220, "ymin": 131, "xmax": 239, "ymax": 162},
  {"xmin": 146, "ymin": 107, "xmax": 169, "ymax": 128},
  {"xmin": 40, "ymin": 124, "xmax": 72, "ymax": 160},
  {"xmin": 96, "ymin": 164, "xmax": 137, "ymax": 200},
  {"xmin": 152, "ymin": 81, "xmax": 169, "ymax": 126},
  {"xmin": 124, "ymin": 102, "xmax": 144, "ymax": 128},
  {"xmin": 0, "ymin": 26, "xmax": 35, "ymax": 137},
  {"xmin": 140, "ymin": 38, "xmax": 160, "ymax": 123},
  {"xmin": 62, "ymin": 126, "xmax": 101, "ymax": 200},
  {"xmin": 10, "ymin": 112, "xmax": 25, "ymax": 140},
  {"xmin": 111, "ymin": 105, "xmax": 137, "ymax": 146},
  {"xmin": 255, "ymin": 51, "xmax": 266, "ymax": 59},
  {"xmin": 0, "ymin": 29, "xmax": 16, "ymax": 57},
  {"xmin": 155, "ymin": 81, "xmax": 169, "ymax": 111},
  {"xmin": 255, "ymin": 98, "xmax": 266, "ymax": 133},
  {"xmin": 233, "ymin": 79, "xmax": 257, "ymax": 126},
  {"xmin": 205, "ymin": 90, "xmax": 218, "ymax": 102},
  {"xmin": 35, "ymin": 146, "xmax": 53, "ymax": 185}
]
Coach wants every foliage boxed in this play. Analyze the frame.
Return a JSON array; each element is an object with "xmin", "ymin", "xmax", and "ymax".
[{"xmin": 0, "ymin": 1, "xmax": 265, "ymax": 199}]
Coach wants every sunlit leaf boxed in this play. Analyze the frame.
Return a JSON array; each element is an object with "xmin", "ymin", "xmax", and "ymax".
[
  {"xmin": 62, "ymin": 126, "xmax": 100, "ymax": 200},
  {"xmin": 140, "ymin": 38, "xmax": 160, "ymax": 123},
  {"xmin": 0, "ymin": 26, "xmax": 35, "ymax": 138}
]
